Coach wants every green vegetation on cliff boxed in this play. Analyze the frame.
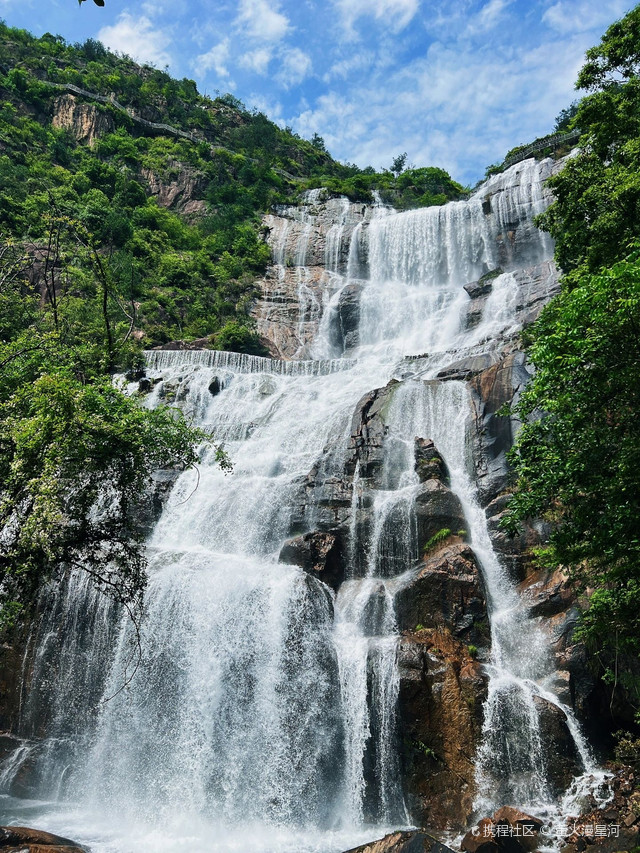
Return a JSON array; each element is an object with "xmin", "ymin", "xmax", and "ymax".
[
  {"xmin": 0, "ymin": 21, "xmax": 464, "ymax": 350},
  {"xmin": 506, "ymin": 5, "xmax": 640, "ymax": 722},
  {"xmin": 0, "ymin": 20, "xmax": 464, "ymax": 623}
]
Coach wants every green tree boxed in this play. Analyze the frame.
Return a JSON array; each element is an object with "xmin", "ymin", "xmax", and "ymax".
[
  {"xmin": 506, "ymin": 6, "xmax": 640, "ymax": 718},
  {"xmin": 537, "ymin": 6, "xmax": 640, "ymax": 275},
  {"xmin": 0, "ymin": 240, "xmax": 227, "ymax": 628}
]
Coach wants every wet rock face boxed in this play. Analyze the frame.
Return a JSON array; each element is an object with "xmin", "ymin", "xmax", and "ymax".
[
  {"xmin": 395, "ymin": 544, "xmax": 487, "ymax": 642},
  {"xmin": 279, "ymin": 530, "xmax": 345, "ymax": 590},
  {"xmin": 558, "ymin": 767, "xmax": 640, "ymax": 853},
  {"xmin": 484, "ymin": 494, "xmax": 549, "ymax": 583},
  {"xmin": 252, "ymin": 197, "xmax": 377, "ymax": 358},
  {"xmin": 469, "ymin": 351, "xmax": 532, "ymax": 506},
  {"xmin": 333, "ymin": 281, "xmax": 364, "ymax": 354},
  {"xmin": 533, "ymin": 695, "xmax": 583, "ymax": 794},
  {"xmin": 397, "ymin": 628, "xmax": 487, "ymax": 831}
]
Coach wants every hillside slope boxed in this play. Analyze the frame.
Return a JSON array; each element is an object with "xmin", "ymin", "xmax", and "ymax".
[{"xmin": 0, "ymin": 22, "xmax": 465, "ymax": 353}]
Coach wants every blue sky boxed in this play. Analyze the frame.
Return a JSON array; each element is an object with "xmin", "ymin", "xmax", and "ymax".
[{"xmin": 0, "ymin": 0, "xmax": 631, "ymax": 184}]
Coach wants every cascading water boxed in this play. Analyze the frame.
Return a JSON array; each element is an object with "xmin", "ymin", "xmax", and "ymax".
[{"xmin": 0, "ymin": 156, "xmax": 599, "ymax": 852}]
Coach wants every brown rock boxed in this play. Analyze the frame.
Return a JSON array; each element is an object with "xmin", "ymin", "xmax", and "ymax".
[
  {"xmin": 0, "ymin": 826, "xmax": 86, "ymax": 852},
  {"xmin": 517, "ymin": 567, "xmax": 575, "ymax": 617},
  {"xmin": 279, "ymin": 530, "xmax": 345, "ymax": 590},
  {"xmin": 395, "ymin": 543, "xmax": 487, "ymax": 641},
  {"xmin": 342, "ymin": 829, "xmax": 455, "ymax": 852},
  {"xmin": 461, "ymin": 818, "xmax": 499, "ymax": 852},
  {"xmin": 397, "ymin": 628, "xmax": 487, "ymax": 831},
  {"xmin": 141, "ymin": 163, "xmax": 207, "ymax": 216}
]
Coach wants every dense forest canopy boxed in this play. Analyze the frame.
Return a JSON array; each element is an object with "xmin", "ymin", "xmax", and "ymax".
[{"xmin": 506, "ymin": 5, "xmax": 640, "ymax": 724}]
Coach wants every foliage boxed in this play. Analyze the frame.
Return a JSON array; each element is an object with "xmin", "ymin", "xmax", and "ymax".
[
  {"xmin": 537, "ymin": 8, "xmax": 640, "ymax": 274},
  {"xmin": 423, "ymin": 527, "xmax": 452, "ymax": 554},
  {"xmin": 210, "ymin": 320, "xmax": 268, "ymax": 355},
  {"xmin": 614, "ymin": 730, "xmax": 640, "ymax": 770},
  {"xmin": 504, "ymin": 254, "xmax": 640, "ymax": 708},
  {"xmin": 391, "ymin": 152, "xmax": 407, "ymax": 176},
  {"xmin": 0, "ymin": 238, "xmax": 223, "ymax": 626},
  {"xmin": 554, "ymin": 101, "xmax": 579, "ymax": 132},
  {"xmin": 301, "ymin": 165, "xmax": 465, "ymax": 208},
  {"xmin": 577, "ymin": 7, "xmax": 640, "ymax": 90},
  {"xmin": 505, "ymin": 10, "xmax": 640, "ymax": 716}
]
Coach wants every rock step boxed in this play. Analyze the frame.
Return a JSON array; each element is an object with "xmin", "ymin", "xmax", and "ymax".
[{"xmin": 342, "ymin": 829, "xmax": 455, "ymax": 853}]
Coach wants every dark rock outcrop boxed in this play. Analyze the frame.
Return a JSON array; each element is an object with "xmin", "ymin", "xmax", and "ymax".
[
  {"xmin": 395, "ymin": 544, "xmax": 487, "ymax": 642},
  {"xmin": 414, "ymin": 481, "xmax": 466, "ymax": 552},
  {"xmin": 333, "ymin": 282, "xmax": 364, "ymax": 354},
  {"xmin": 279, "ymin": 530, "xmax": 345, "ymax": 590},
  {"xmin": 485, "ymin": 493, "xmax": 548, "ymax": 583},
  {"xmin": 470, "ymin": 352, "xmax": 532, "ymax": 505},
  {"xmin": 414, "ymin": 438, "xmax": 450, "ymax": 486},
  {"xmin": 533, "ymin": 695, "xmax": 583, "ymax": 794}
]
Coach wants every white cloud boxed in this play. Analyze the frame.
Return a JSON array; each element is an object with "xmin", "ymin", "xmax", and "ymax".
[
  {"xmin": 235, "ymin": 0, "xmax": 290, "ymax": 43},
  {"xmin": 97, "ymin": 12, "xmax": 173, "ymax": 67},
  {"xmin": 467, "ymin": 0, "xmax": 514, "ymax": 34},
  {"xmin": 333, "ymin": 0, "xmax": 420, "ymax": 38},
  {"xmin": 277, "ymin": 48, "xmax": 313, "ymax": 87},
  {"xmin": 542, "ymin": 0, "xmax": 628, "ymax": 35},
  {"xmin": 323, "ymin": 50, "xmax": 374, "ymax": 82},
  {"xmin": 240, "ymin": 47, "xmax": 274, "ymax": 75},
  {"xmin": 289, "ymin": 23, "xmax": 599, "ymax": 183},
  {"xmin": 194, "ymin": 38, "xmax": 231, "ymax": 78}
]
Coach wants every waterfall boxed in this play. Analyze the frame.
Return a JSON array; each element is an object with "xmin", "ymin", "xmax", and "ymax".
[{"xmin": 0, "ymin": 157, "xmax": 598, "ymax": 852}]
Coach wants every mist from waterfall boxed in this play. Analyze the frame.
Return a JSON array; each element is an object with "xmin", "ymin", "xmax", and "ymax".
[{"xmin": 0, "ymin": 157, "xmax": 596, "ymax": 853}]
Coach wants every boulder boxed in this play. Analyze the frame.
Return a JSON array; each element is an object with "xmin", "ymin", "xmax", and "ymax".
[
  {"xmin": 414, "ymin": 481, "xmax": 466, "ymax": 551},
  {"xmin": 397, "ymin": 628, "xmax": 487, "ymax": 830},
  {"xmin": 279, "ymin": 530, "xmax": 345, "ymax": 590},
  {"xmin": 518, "ymin": 568, "xmax": 575, "ymax": 618},
  {"xmin": 464, "ymin": 278, "xmax": 495, "ymax": 299},
  {"xmin": 533, "ymin": 695, "xmax": 583, "ymax": 794},
  {"xmin": 0, "ymin": 826, "xmax": 86, "ymax": 852},
  {"xmin": 395, "ymin": 544, "xmax": 487, "ymax": 642},
  {"xmin": 414, "ymin": 439, "xmax": 450, "ymax": 485},
  {"xmin": 342, "ymin": 830, "xmax": 455, "ymax": 853},
  {"xmin": 333, "ymin": 282, "xmax": 364, "ymax": 354}
]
